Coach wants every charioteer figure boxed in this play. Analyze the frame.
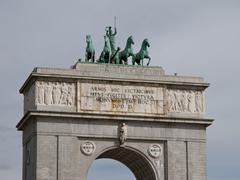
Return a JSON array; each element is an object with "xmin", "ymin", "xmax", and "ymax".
[{"xmin": 105, "ymin": 26, "xmax": 117, "ymax": 53}]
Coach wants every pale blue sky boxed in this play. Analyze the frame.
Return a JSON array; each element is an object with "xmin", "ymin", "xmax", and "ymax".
[{"xmin": 0, "ymin": 0, "xmax": 240, "ymax": 179}]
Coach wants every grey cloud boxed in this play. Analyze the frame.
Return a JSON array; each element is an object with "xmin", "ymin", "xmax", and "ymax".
[
  {"xmin": 0, "ymin": 164, "xmax": 11, "ymax": 171},
  {"xmin": 0, "ymin": 126, "xmax": 14, "ymax": 132}
]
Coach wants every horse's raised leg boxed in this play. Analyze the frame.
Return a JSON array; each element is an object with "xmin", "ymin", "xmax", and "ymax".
[
  {"xmin": 124, "ymin": 58, "xmax": 128, "ymax": 65},
  {"xmin": 92, "ymin": 52, "xmax": 95, "ymax": 63},
  {"xmin": 147, "ymin": 57, "xmax": 151, "ymax": 66},
  {"xmin": 132, "ymin": 57, "xmax": 135, "ymax": 65},
  {"xmin": 99, "ymin": 51, "xmax": 104, "ymax": 63}
]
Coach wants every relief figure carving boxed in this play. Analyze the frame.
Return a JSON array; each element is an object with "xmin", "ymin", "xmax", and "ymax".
[
  {"xmin": 180, "ymin": 91, "xmax": 187, "ymax": 112},
  {"xmin": 36, "ymin": 81, "xmax": 75, "ymax": 106},
  {"xmin": 176, "ymin": 90, "xmax": 183, "ymax": 112},
  {"xmin": 60, "ymin": 83, "xmax": 68, "ymax": 105},
  {"xmin": 172, "ymin": 92, "xmax": 178, "ymax": 111},
  {"xmin": 187, "ymin": 91, "xmax": 196, "ymax": 113},
  {"xmin": 167, "ymin": 90, "xmax": 175, "ymax": 112},
  {"xmin": 67, "ymin": 86, "xmax": 74, "ymax": 106},
  {"xmin": 167, "ymin": 89, "xmax": 203, "ymax": 113},
  {"xmin": 44, "ymin": 82, "xmax": 53, "ymax": 105},
  {"xmin": 195, "ymin": 91, "xmax": 203, "ymax": 112},
  {"xmin": 37, "ymin": 82, "xmax": 45, "ymax": 104},
  {"xmin": 52, "ymin": 82, "xmax": 61, "ymax": 104}
]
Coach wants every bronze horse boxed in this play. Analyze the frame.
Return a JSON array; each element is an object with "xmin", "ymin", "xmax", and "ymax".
[{"xmin": 132, "ymin": 38, "xmax": 151, "ymax": 66}]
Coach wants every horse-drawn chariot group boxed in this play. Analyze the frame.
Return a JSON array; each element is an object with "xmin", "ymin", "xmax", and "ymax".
[{"xmin": 84, "ymin": 26, "xmax": 151, "ymax": 66}]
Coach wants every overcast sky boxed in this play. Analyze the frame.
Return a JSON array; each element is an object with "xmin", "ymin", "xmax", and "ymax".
[{"xmin": 0, "ymin": 0, "xmax": 240, "ymax": 180}]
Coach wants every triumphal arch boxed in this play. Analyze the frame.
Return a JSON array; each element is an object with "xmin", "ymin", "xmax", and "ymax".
[{"xmin": 17, "ymin": 63, "xmax": 213, "ymax": 180}]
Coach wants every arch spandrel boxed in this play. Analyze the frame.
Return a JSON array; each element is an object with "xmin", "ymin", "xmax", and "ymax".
[{"xmin": 86, "ymin": 145, "xmax": 159, "ymax": 180}]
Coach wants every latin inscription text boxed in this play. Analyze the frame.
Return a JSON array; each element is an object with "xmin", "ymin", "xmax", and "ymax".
[{"xmin": 80, "ymin": 83, "xmax": 163, "ymax": 114}]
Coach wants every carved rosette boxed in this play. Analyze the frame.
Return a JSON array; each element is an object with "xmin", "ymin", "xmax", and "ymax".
[
  {"xmin": 80, "ymin": 141, "xmax": 96, "ymax": 156},
  {"xmin": 166, "ymin": 89, "xmax": 204, "ymax": 114},
  {"xmin": 148, "ymin": 144, "xmax": 163, "ymax": 169},
  {"xmin": 148, "ymin": 144, "xmax": 162, "ymax": 158},
  {"xmin": 35, "ymin": 81, "xmax": 76, "ymax": 107}
]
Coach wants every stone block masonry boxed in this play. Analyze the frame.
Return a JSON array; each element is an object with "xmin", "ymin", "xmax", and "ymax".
[{"xmin": 17, "ymin": 63, "xmax": 213, "ymax": 180}]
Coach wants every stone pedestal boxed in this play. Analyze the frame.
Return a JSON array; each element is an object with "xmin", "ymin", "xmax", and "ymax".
[{"xmin": 17, "ymin": 63, "xmax": 213, "ymax": 180}]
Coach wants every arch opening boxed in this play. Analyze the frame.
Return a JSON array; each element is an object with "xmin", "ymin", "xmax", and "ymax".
[
  {"xmin": 88, "ymin": 147, "xmax": 157, "ymax": 180},
  {"xmin": 88, "ymin": 159, "xmax": 136, "ymax": 180}
]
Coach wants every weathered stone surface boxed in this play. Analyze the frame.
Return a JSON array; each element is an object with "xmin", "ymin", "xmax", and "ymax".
[
  {"xmin": 35, "ymin": 81, "xmax": 76, "ymax": 107},
  {"xmin": 166, "ymin": 89, "xmax": 204, "ymax": 113},
  {"xmin": 21, "ymin": 63, "xmax": 208, "ymax": 119},
  {"xmin": 188, "ymin": 142, "xmax": 207, "ymax": 180},
  {"xmin": 17, "ymin": 64, "xmax": 213, "ymax": 180},
  {"xmin": 36, "ymin": 136, "xmax": 57, "ymax": 180},
  {"xmin": 167, "ymin": 141, "xmax": 187, "ymax": 180},
  {"xmin": 80, "ymin": 82, "xmax": 164, "ymax": 114},
  {"xmin": 80, "ymin": 141, "xmax": 96, "ymax": 156},
  {"xmin": 72, "ymin": 63, "xmax": 165, "ymax": 78}
]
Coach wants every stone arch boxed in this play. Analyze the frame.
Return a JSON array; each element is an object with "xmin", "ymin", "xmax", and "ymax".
[{"xmin": 88, "ymin": 146, "xmax": 157, "ymax": 180}]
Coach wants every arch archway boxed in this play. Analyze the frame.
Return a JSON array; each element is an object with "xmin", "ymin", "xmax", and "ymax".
[
  {"xmin": 88, "ymin": 159, "xmax": 136, "ymax": 180},
  {"xmin": 89, "ymin": 147, "xmax": 157, "ymax": 180}
]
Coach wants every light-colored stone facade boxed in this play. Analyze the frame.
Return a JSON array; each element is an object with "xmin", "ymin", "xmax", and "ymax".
[{"xmin": 17, "ymin": 63, "xmax": 213, "ymax": 180}]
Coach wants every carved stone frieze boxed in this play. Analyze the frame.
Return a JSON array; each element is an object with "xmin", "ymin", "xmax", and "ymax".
[
  {"xmin": 35, "ymin": 81, "xmax": 75, "ymax": 106},
  {"xmin": 166, "ymin": 89, "xmax": 204, "ymax": 113}
]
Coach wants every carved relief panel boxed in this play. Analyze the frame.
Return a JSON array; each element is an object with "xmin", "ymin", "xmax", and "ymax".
[
  {"xmin": 166, "ymin": 89, "xmax": 204, "ymax": 113},
  {"xmin": 35, "ymin": 81, "xmax": 76, "ymax": 107},
  {"xmin": 24, "ymin": 79, "xmax": 206, "ymax": 117}
]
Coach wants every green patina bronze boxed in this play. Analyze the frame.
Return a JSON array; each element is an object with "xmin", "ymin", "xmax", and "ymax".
[
  {"xmin": 106, "ymin": 26, "xmax": 117, "ymax": 53},
  {"xmin": 99, "ymin": 35, "xmax": 114, "ymax": 63},
  {"xmin": 111, "ymin": 47, "xmax": 121, "ymax": 64},
  {"xmin": 105, "ymin": 26, "xmax": 121, "ymax": 64},
  {"xmin": 132, "ymin": 38, "xmax": 151, "ymax": 66},
  {"xmin": 85, "ymin": 35, "xmax": 95, "ymax": 62},
  {"xmin": 81, "ymin": 23, "xmax": 151, "ymax": 66},
  {"xmin": 118, "ymin": 36, "xmax": 134, "ymax": 65}
]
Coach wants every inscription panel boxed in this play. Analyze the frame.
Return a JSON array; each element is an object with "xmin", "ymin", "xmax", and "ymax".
[{"xmin": 80, "ymin": 83, "xmax": 164, "ymax": 114}]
